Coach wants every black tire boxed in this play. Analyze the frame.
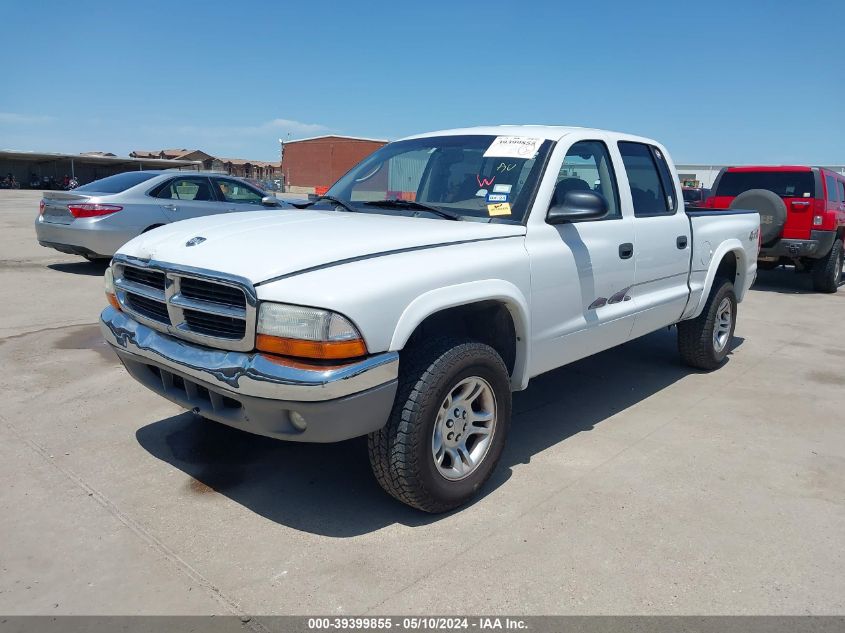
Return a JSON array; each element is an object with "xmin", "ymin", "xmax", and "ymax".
[
  {"xmin": 368, "ymin": 338, "xmax": 511, "ymax": 513},
  {"xmin": 730, "ymin": 189, "xmax": 786, "ymax": 245},
  {"xmin": 678, "ymin": 280, "xmax": 737, "ymax": 370},
  {"xmin": 812, "ymin": 238, "xmax": 843, "ymax": 293}
]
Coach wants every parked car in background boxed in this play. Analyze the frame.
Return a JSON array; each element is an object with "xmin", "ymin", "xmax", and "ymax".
[
  {"xmin": 683, "ymin": 187, "xmax": 709, "ymax": 208},
  {"xmin": 705, "ymin": 166, "xmax": 845, "ymax": 292},
  {"xmin": 100, "ymin": 126, "xmax": 759, "ymax": 512},
  {"xmin": 35, "ymin": 171, "xmax": 290, "ymax": 260}
]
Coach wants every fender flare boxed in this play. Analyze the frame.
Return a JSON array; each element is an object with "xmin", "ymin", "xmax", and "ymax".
[
  {"xmin": 688, "ymin": 239, "xmax": 749, "ymax": 319},
  {"xmin": 389, "ymin": 279, "xmax": 531, "ymax": 390}
]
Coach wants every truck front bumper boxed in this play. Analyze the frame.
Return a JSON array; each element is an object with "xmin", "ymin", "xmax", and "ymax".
[{"xmin": 100, "ymin": 307, "xmax": 399, "ymax": 442}]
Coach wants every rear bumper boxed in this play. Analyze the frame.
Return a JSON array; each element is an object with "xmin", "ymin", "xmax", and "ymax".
[
  {"xmin": 100, "ymin": 307, "xmax": 399, "ymax": 442},
  {"xmin": 35, "ymin": 216, "xmax": 137, "ymax": 258},
  {"xmin": 759, "ymin": 230, "xmax": 837, "ymax": 260}
]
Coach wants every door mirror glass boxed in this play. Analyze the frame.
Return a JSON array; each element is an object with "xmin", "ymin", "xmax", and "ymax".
[
  {"xmin": 547, "ymin": 190, "xmax": 609, "ymax": 224},
  {"xmin": 261, "ymin": 195, "xmax": 280, "ymax": 207}
]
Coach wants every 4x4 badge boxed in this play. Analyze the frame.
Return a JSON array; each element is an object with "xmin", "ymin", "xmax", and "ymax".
[{"xmin": 185, "ymin": 236, "xmax": 206, "ymax": 247}]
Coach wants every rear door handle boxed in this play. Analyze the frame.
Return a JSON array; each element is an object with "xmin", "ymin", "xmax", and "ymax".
[
  {"xmin": 618, "ymin": 243, "xmax": 634, "ymax": 259},
  {"xmin": 163, "ymin": 204, "xmax": 177, "ymax": 212},
  {"xmin": 677, "ymin": 235, "xmax": 688, "ymax": 249}
]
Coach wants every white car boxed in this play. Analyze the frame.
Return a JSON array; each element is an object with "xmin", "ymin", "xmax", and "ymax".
[{"xmin": 100, "ymin": 126, "xmax": 760, "ymax": 512}]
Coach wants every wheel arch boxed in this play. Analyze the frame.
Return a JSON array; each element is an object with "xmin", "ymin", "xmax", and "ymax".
[
  {"xmin": 389, "ymin": 280, "xmax": 531, "ymax": 391},
  {"xmin": 688, "ymin": 241, "xmax": 748, "ymax": 319}
]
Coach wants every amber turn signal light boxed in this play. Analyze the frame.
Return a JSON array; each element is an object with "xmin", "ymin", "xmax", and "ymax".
[
  {"xmin": 106, "ymin": 292, "xmax": 121, "ymax": 312},
  {"xmin": 256, "ymin": 334, "xmax": 367, "ymax": 360}
]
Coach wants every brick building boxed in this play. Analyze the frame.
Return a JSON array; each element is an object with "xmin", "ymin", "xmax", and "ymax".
[{"xmin": 280, "ymin": 135, "xmax": 386, "ymax": 193}]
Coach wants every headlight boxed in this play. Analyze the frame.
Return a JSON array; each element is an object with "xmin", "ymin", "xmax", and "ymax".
[
  {"xmin": 256, "ymin": 303, "xmax": 367, "ymax": 360},
  {"xmin": 104, "ymin": 266, "xmax": 121, "ymax": 311}
]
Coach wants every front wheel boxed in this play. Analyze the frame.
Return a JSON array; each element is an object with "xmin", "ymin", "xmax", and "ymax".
[
  {"xmin": 367, "ymin": 338, "xmax": 511, "ymax": 513},
  {"xmin": 678, "ymin": 280, "xmax": 737, "ymax": 370}
]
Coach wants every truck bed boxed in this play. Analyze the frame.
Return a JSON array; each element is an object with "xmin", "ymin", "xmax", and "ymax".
[{"xmin": 681, "ymin": 207, "xmax": 760, "ymax": 320}]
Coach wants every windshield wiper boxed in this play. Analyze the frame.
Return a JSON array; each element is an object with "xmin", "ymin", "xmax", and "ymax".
[
  {"xmin": 303, "ymin": 195, "xmax": 358, "ymax": 214},
  {"xmin": 363, "ymin": 199, "xmax": 462, "ymax": 221}
]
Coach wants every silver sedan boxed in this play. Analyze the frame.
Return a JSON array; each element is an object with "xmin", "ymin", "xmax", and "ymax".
[{"xmin": 35, "ymin": 171, "xmax": 293, "ymax": 260}]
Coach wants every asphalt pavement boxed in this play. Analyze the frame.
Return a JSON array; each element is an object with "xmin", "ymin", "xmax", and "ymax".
[{"xmin": 1, "ymin": 190, "xmax": 843, "ymax": 616}]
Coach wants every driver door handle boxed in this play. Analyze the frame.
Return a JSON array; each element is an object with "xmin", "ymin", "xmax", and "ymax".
[
  {"xmin": 618, "ymin": 243, "xmax": 634, "ymax": 259},
  {"xmin": 677, "ymin": 235, "xmax": 688, "ymax": 249}
]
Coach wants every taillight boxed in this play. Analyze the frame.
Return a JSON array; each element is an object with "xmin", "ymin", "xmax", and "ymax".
[
  {"xmin": 813, "ymin": 199, "xmax": 828, "ymax": 229},
  {"xmin": 67, "ymin": 204, "xmax": 123, "ymax": 218},
  {"xmin": 39, "ymin": 200, "xmax": 45, "ymax": 215}
]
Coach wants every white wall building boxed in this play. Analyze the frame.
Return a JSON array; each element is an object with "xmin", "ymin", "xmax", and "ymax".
[{"xmin": 675, "ymin": 164, "xmax": 845, "ymax": 189}]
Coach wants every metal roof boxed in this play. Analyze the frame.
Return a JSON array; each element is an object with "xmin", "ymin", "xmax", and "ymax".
[
  {"xmin": 281, "ymin": 134, "xmax": 388, "ymax": 144},
  {"xmin": 0, "ymin": 149, "xmax": 201, "ymax": 168}
]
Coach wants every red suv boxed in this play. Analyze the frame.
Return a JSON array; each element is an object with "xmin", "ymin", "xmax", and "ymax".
[{"xmin": 706, "ymin": 166, "xmax": 845, "ymax": 292}]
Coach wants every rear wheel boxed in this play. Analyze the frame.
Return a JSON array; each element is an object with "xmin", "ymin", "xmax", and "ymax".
[
  {"xmin": 368, "ymin": 338, "xmax": 511, "ymax": 513},
  {"xmin": 812, "ymin": 238, "xmax": 843, "ymax": 293},
  {"xmin": 678, "ymin": 280, "xmax": 737, "ymax": 370}
]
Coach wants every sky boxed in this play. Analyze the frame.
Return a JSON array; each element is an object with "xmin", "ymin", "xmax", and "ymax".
[{"xmin": 1, "ymin": 0, "xmax": 843, "ymax": 164}]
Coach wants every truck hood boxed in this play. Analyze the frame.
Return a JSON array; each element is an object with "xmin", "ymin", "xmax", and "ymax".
[{"xmin": 116, "ymin": 209, "xmax": 526, "ymax": 284}]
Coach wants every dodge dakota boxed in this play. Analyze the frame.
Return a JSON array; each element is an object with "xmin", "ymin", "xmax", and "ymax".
[{"xmin": 100, "ymin": 126, "xmax": 760, "ymax": 512}]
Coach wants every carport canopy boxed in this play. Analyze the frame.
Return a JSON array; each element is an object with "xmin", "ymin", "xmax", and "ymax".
[{"xmin": 0, "ymin": 150, "xmax": 202, "ymax": 187}]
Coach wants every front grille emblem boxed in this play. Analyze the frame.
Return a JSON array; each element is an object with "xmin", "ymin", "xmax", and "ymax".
[{"xmin": 185, "ymin": 236, "xmax": 206, "ymax": 247}]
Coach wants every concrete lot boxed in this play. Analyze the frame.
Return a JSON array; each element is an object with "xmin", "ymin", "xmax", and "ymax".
[{"xmin": 1, "ymin": 189, "xmax": 843, "ymax": 616}]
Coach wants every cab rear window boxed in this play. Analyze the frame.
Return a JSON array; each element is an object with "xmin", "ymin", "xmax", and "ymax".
[{"xmin": 715, "ymin": 171, "xmax": 815, "ymax": 198}]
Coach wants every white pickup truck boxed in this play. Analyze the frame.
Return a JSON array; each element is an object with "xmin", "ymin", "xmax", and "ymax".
[{"xmin": 101, "ymin": 126, "xmax": 760, "ymax": 512}]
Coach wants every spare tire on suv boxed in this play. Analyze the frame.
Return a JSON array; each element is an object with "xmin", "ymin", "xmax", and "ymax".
[{"xmin": 730, "ymin": 189, "xmax": 786, "ymax": 245}]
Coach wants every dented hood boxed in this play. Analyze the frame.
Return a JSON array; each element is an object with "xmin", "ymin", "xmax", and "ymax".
[{"xmin": 115, "ymin": 209, "xmax": 525, "ymax": 284}]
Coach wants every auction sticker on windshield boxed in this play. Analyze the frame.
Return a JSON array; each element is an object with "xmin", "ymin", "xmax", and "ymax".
[
  {"xmin": 487, "ymin": 202, "xmax": 512, "ymax": 216},
  {"xmin": 483, "ymin": 136, "xmax": 543, "ymax": 159}
]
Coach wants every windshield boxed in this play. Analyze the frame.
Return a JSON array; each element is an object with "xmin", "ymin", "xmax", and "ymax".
[
  {"xmin": 75, "ymin": 171, "xmax": 159, "ymax": 194},
  {"xmin": 321, "ymin": 134, "xmax": 554, "ymax": 222},
  {"xmin": 715, "ymin": 171, "xmax": 815, "ymax": 198}
]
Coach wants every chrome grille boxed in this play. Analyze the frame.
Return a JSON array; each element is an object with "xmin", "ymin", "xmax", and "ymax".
[
  {"xmin": 125, "ymin": 293, "xmax": 169, "ymax": 323},
  {"xmin": 123, "ymin": 267, "xmax": 166, "ymax": 289},
  {"xmin": 183, "ymin": 309, "xmax": 246, "ymax": 338},
  {"xmin": 180, "ymin": 277, "xmax": 246, "ymax": 308},
  {"xmin": 112, "ymin": 258, "xmax": 257, "ymax": 352}
]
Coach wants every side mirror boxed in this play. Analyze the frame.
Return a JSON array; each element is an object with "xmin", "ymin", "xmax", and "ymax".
[
  {"xmin": 261, "ymin": 195, "xmax": 280, "ymax": 207},
  {"xmin": 546, "ymin": 190, "xmax": 608, "ymax": 224}
]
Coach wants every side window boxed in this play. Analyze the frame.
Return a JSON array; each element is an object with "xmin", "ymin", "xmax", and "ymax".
[
  {"xmin": 554, "ymin": 140, "xmax": 620, "ymax": 219},
  {"xmin": 618, "ymin": 141, "xmax": 675, "ymax": 217},
  {"xmin": 213, "ymin": 178, "xmax": 264, "ymax": 204},
  {"xmin": 838, "ymin": 180, "xmax": 845, "ymax": 203},
  {"xmin": 651, "ymin": 146, "xmax": 678, "ymax": 211},
  {"xmin": 154, "ymin": 177, "xmax": 214, "ymax": 202},
  {"xmin": 825, "ymin": 175, "xmax": 840, "ymax": 202}
]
